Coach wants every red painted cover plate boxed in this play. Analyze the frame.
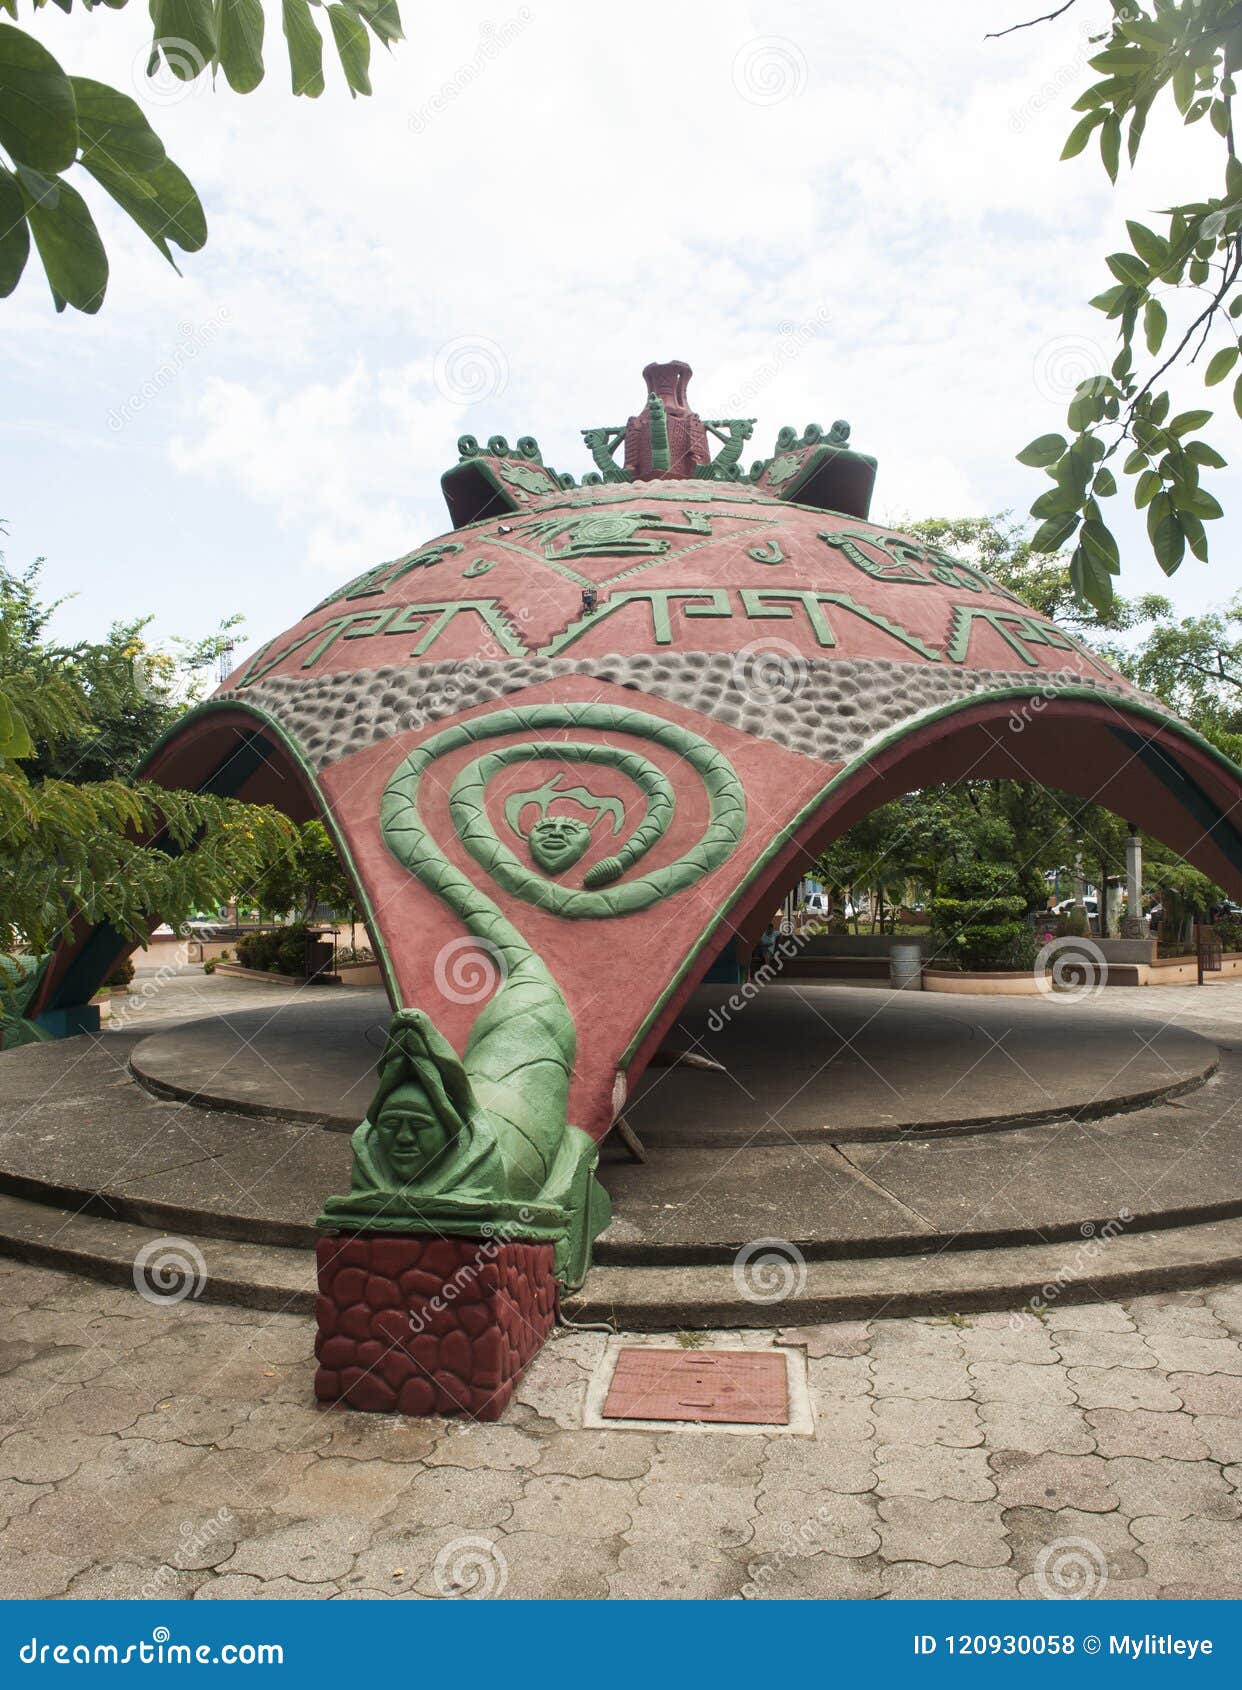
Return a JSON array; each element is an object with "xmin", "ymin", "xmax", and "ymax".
[{"xmin": 602, "ymin": 1348, "xmax": 789, "ymax": 1425}]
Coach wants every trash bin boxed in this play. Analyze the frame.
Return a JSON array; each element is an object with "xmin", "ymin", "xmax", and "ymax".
[{"xmin": 889, "ymin": 942, "xmax": 923, "ymax": 990}]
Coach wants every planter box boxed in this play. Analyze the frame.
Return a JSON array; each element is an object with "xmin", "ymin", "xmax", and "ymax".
[
  {"xmin": 923, "ymin": 969, "xmax": 1044, "ymax": 996},
  {"xmin": 336, "ymin": 961, "xmax": 383, "ymax": 988},
  {"xmin": 212, "ymin": 962, "xmax": 340, "ymax": 986}
]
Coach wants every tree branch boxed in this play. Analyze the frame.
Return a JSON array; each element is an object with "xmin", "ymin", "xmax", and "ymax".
[{"xmin": 985, "ymin": 1, "xmax": 1079, "ymax": 41}]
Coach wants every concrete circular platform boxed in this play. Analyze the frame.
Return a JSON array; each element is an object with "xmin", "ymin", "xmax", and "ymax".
[{"xmin": 127, "ymin": 982, "xmax": 1216, "ymax": 1140}]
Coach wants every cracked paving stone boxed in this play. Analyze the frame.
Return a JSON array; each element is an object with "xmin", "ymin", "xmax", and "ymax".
[
  {"xmin": 648, "ymin": 1431, "xmax": 766, "ymax": 1485},
  {"xmin": 219, "ymin": 1402, "xmax": 334, "ymax": 1455},
  {"xmin": 762, "ymin": 1437, "xmax": 876, "ymax": 1494},
  {"xmin": 1130, "ymin": 1516, "xmax": 1242, "ymax": 1585},
  {"xmin": 1067, "ymin": 1366, "xmax": 1183, "ymax": 1413},
  {"xmin": 1105, "ymin": 1456, "xmax": 1240, "ymax": 1521},
  {"xmin": 877, "ymin": 1496, "xmax": 1009, "ymax": 1567},
  {"xmin": 990, "ymin": 1451, "xmax": 1119, "ymax": 1513},
  {"xmin": 872, "ymin": 1397, "xmax": 983, "ymax": 1449},
  {"xmin": 1004, "ymin": 1504, "xmax": 1148, "ymax": 1588},
  {"xmin": 171, "ymin": 1448, "xmax": 319, "ymax": 1510},
  {"xmin": 1086, "ymin": 1407, "xmax": 1210, "ymax": 1461},
  {"xmin": 507, "ymin": 1474, "xmax": 633, "ymax": 1538},
  {"xmin": 870, "ymin": 1321, "xmax": 965, "ymax": 1359},
  {"xmin": 512, "ymin": 1352, "xmax": 590, "ymax": 1428},
  {"xmin": 870, "ymin": 1357, "xmax": 973, "ymax": 1402},
  {"xmin": 737, "ymin": 1549, "xmax": 886, "ymax": 1600},
  {"xmin": 1052, "ymin": 1331, "xmax": 1157, "ymax": 1370},
  {"xmin": 0, "ymin": 1431, "xmax": 114, "ymax": 1486},
  {"xmin": 876, "ymin": 1444, "xmax": 995, "ymax": 1503},
  {"xmin": 461, "ymin": 1531, "xmax": 618, "ymax": 1601},
  {"xmin": 274, "ymin": 1457, "xmax": 420, "ymax": 1521},
  {"xmin": 223, "ymin": 1517, "xmax": 367, "ymax": 1585},
  {"xmin": 533, "ymin": 1430, "xmax": 656, "ymax": 1480},
  {"xmin": 809, "ymin": 1390, "xmax": 875, "ymax": 1441},
  {"xmin": 1206, "ymin": 1287, "xmax": 1242, "ymax": 1335},
  {"xmin": 969, "ymin": 1361, "xmax": 1075, "ymax": 1408},
  {"xmin": 777, "ymin": 1322, "xmax": 871, "ymax": 1359},
  {"xmin": 882, "ymin": 1561, "xmax": 1021, "ymax": 1599},
  {"xmin": 1041, "ymin": 1303, "xmax": 1133, "ymax": 1333},
  {"xmin": 0, "ymin": 1545, "xmax": 94, "ymax": 1599},
  {"xmin": 318, "ymin": 1414, "xmax": 441, "ymax": 1465},
  {"xmin": 1127, "ymin": 1295, "xmax": 1228, "ymax": 1339},
  {"xmin": 349, "ymin": 1525, "xmax": 481, "ymax": 1598},
  {"xmin": 0, "ymin": 1476, "xmax": 52, "ymax": 1527},
  {"xmin": 957, "ymin": 1327, "xmax": 1058, "ymax": 1366},
  {"xmin": 389, "ymin": 1463, "xmax": 524, "ymax": 1531},
  {"xmin": 1192, "ymin": 1414, "xmax": 1242, "ymax": 1464},
  {"xmin": 66, "ymin": 1562, "xmax": 208, "ymax": 1600},
  {"xmin": 628, "ymin": 1479, "xmax": 758, "ymax": 1551},
  {"xmin": 611, "ymin": 1541, "xmax": 746, "ymax": 1600},
  {"xmin": 423, "ymin": 1424, "xmax": 543, "ymax": 1471},
  {"xmin": 977, "ymin": 1402, "xmax": 1095, "ymax": 1456},
  {"xmin": 1141, "ymin": 1334, "xmax": 1242, "ymax": 1376},
  {"xmin": 750, "ymin": 1486, "xmax": 878, "ymax": 1559},
  {"xmin": 127, "ymin": 1401, "xmax": 242, "ymax": 1446},
  {"xmin": 1168, "ymin": 1372, "xmax": 1242, "ymax": 1417},
  {"xmin": 807, "ymin": 1354, "xmax": 874, "ymax": 1396}
]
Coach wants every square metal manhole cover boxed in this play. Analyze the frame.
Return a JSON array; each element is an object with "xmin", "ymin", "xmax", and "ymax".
[{"xmin": 601, "ymin": 1347, "xmax": 790, "ymax": 1425}]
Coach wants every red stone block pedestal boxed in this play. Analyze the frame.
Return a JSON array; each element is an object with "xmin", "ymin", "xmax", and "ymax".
[{"xmin": 313, "ymin": 1234, "xmax": 557, "ymax": 1420}]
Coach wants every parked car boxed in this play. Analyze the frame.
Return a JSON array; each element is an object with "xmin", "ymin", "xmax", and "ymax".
[{"xmin": 1050, "ymin": 897, "xmax": 1099, "ymax": 918}]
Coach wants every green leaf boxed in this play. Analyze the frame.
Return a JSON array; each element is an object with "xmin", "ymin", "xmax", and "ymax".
[
  {"xmin": 1182, "ymin": 511, "xmax": 1209, "ymax": 562},
  {"xmin": 81, "ymin": 151, "xmax": 205, "ymax": 266},
  {"xmin": 1186, "ymin": 440, "xmax": 1227, "ymax": 469},
  {"xmin": 351, "ymin": 0, "xmax": 403, "ymax": 46},
  {"xmin": 17, "ymin": 170, "xmax": 107, "ymax": 312},
  {"xmin": 1183, "ymin": 487, "xmax": 1224, "ymax": 520},
  {"xmin": 1126, "ymin": 219, "xmax": 1168, "ymax": 269},
  {"xmin": 281, "ymin": 0, "xmax": 325, "ymax": 97},
  {"xmin": 1147, "ymin": 492, "xmax": 1185, "ymax": 574},
  {"xmin": 1030, "ymin": 513, "xmax": 1080, "ymax": 554},
  {"xmin": 1169, "ymin": 408, "xmax": 1212, "ymax": 437},
  {"xmin": 1062, "ymin": 109, "xmax": 1105, "ymax": 159},
  {"xmin": 1090, "ymin": 283, "xmax": 1132, "ymax": 316},
  {"xmin": 218, "ymin": 0, "xmax": 266, "ymax": 95},
  {"xmin": 1100, "ymin": 112, "xmax": 1121, "ymax": 182},
  {"xmin": 1144, "ymin": 297, "xmax": 1167, "ymax": 354},
  {"xmin": 0, "ymin": 22, "xmax": 77, "ymax": 172},
  {"xmin": 1069, "ymin": 539, "xmax": 1114, "ymax": 612},
  {"xmin": 69, "ymin": 78, "xmax": 166, "ymax": 177},
  {"xmin": 327, "ymin": 4, "xmax": 371, "ymax": 97},
  {"xmin": 1134, "ymin": 469, "xmax": 1161, "ymax": 508},
  {"xmin": 1016, "ymin": 433, "xmax": 1066, "ymax": 468},
  {"xmin": 1206, "ymin": 345, "xmax": 1239, "ymax": 385},
  {"xmin": 149, "ymin": 0, "xmax": 217, "ymax": 82},
  {"xmin": 1030, "ymin": 486, "xmax": 1078, "ymax": 520},
  {"xmin": 1106, "ymin": 251, "xmax": 1149, "ymax": 287},
  {"xmin": 1092, "ymin": 467, "xmax": 1117, "ymax": 497},
  {"xmin": 1123, "ymin": 448, "xmax": 1147, "ymax": 473},
  {"xmin": 0, "ymin": 162, "xmax": 29, "ymax": 296}
]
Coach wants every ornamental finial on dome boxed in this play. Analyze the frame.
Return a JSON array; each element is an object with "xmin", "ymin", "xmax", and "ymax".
[{"xmin": 623, "ymin": 360, "xmax": 711, "ymax": 481}]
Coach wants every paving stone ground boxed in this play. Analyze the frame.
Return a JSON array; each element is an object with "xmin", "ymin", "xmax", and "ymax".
[{"xmin": 1, "ymin": 1259, "xmax": 1239, "ymax": 1601}]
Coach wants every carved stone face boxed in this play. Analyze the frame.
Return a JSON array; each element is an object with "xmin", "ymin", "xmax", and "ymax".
[
  {"xmin": 373, "ymin": 1096, "xmax": 452, "ymax": 1186},
  {"xmin": 529, "ymin": 816, "xmax": 592, "ymax": 876}
]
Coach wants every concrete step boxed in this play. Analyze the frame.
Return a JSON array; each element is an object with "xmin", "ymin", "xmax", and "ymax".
[
  {"xmin": 2, "ymin": 1184, "xmax": 1240, "ymax": 1331},
  {"xmin": 568, "ymin": 1215, "xmax": 1242, "ymax": 1329},
  {"xmin": 0, "ymin": 1190, "xmax": 316, "ymax": 1313}
]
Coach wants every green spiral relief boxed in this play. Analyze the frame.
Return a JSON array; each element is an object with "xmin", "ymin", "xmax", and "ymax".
[
  {"xmin": 380, "ymin": 701, "xmax": 747, "ymax": 926},
  {"xmin": 359, "ymin": 702, "xmax": 745, "ymax": 1286}
]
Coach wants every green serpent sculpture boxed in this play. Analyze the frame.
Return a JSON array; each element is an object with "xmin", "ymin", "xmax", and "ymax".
[{"xmin": 318, "ymin": 702, "xmax": 746, "ymax": 1288}]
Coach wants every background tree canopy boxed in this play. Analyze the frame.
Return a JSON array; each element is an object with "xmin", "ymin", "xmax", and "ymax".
[
  {"xmin": 0, "ymin": 0, "xmax": 404, "ymax": 313},
  {"xmin": 1007, "ymin": 0, "xmax": 1242, "ymax": 605}
]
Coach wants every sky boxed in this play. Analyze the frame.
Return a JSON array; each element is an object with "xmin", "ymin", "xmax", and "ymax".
[{"xmin": 4, "ymin": 1, "xmax": 1237, "ymax": 670}]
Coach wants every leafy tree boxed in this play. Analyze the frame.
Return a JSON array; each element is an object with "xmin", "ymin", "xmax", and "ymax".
[
  {"xmin": 1101, "ymin": 591, "xmax": 1242, "ymax": 756},
  {"xmin": 1001, "ymin": 1, "xmax": 1242, "ymax": 606},
  {"xmin": 251, "ymin": 817, "xmax": 356, "ymax": 923},
  {"xmin": 0, "ymin": 532, "xmax": 292, "ymax": 958},
  {"xmin": 0, "ymin": 1, "xmax": 404, "ymax": 313}
]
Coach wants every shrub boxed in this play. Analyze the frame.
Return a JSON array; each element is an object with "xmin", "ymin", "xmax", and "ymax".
[
  {"xmin": 930, "ymin": 862, "xmax": 1035, "ymax": 973},
  {"xmin": 235, "ymin": 923, "xmax": 313, "ymax": 977},
  {"xmin": 105, "ymin": 957, "xmax": 135, "ymax": 988}
]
